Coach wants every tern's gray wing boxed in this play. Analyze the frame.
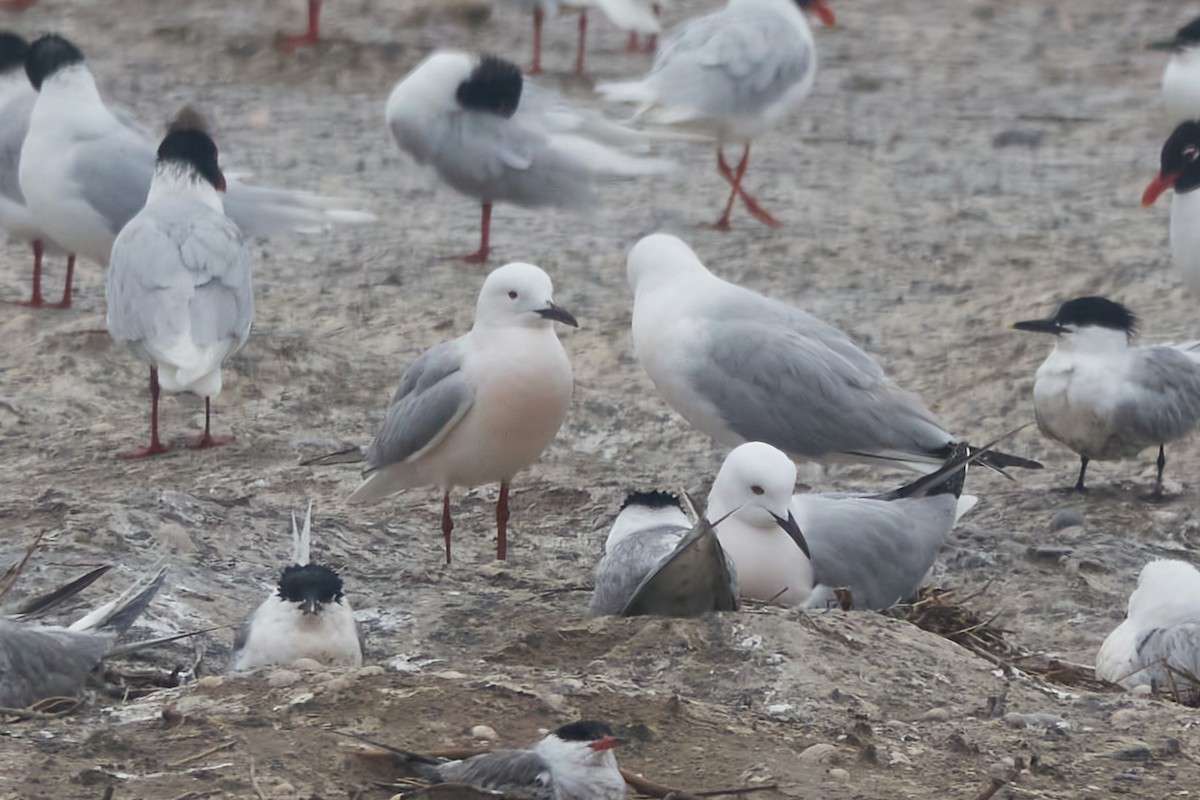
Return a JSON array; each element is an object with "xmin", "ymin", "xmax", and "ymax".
[
  {"xmin": 691, "ymin": 292, "xmax": 952, "ymax": 462},
  {"xmin": 798, "ymin": 494, "xmax": 958, "ymax": 610},
  {"xmin": 1133, "ymin": 623, "xmax": 1200, "ymax": 690},
  {"xmin": 72, "ymin": 130, "xmax": 156, "ymax": 235},
  {"xmin": 0, "ymin": 89, "xmax": 34, "ymax": 204},
  {"xmin": 434, "ymin": 748, "xmax": 553, "ymax": 799},
  {"xmin": 650, "ymin": 7, "xmax": 814, "ymax": 118},
  {"xmin": 590, "ymin": 525, "xmax": 685, "ymax": 616},
  {"xmin": 106, "ymin": 198, "xmax": 254, "ymax": 356},
  {"xmin": 621, "ymin": 517, "xmax": 739, "ymax": 617},
  {"xmin": 0, "ymin": 620, "xmax": 113, "ymax": 708},
  {"xmin": 1115, "ymin": 347, "xmax": 1200, "ymax": 445},
  {"xmin": 364, "ymin": 339, "xmax": 475, "ymax": 471},
  {"xmin": 389, "ymin": 102, "xmax": 594, "ymax": 210}
]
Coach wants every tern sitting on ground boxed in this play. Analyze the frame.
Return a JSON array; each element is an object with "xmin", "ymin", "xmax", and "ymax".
[
  {"xmin": 106, "ymin": 111, "xmax": 253, "ymax": 459},
  {"xmin": 1096, "ymin": 559, "xmax": 1200, "ymax": 697},
  {"xmin": 1013, "ymin": 296, "xmax": 1200, "ymax": 499},
  {"xmin": 386, "ymin": 50, "xmax": 673, "ymax": 262},
  {"xmin": 589, "ymin": 490, "xmax": 740, "ymax": 617},
  {"xmin": 343, "ymin": 720, "xmax": 628, "ymax": 800},
  {"xmin": 597, "ymin": 0, "xmax": 834, "ymax": 229},
  {"xmin": 706, "ymin": 441, "xmax": 977, "ymax": 609},
  {"xmin": 305, "ymin": 263, "xmax": 577, "ymax": 563},
  {"xmin": 626, "ymin": 233, "xmax": 1041, "ymax": 475},
  {"xmin": 229, "ymin": 504, "xmax": 363, "ymax": 671}
]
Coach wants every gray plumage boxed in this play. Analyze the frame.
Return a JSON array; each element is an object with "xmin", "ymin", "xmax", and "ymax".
[
  {"xmin": 1111, "ymin": 347, "xmax": 1200, "ymax": 450},
  {"xmin": 0, "ymin": 87, "xmax": 32, "ymax": 206}
]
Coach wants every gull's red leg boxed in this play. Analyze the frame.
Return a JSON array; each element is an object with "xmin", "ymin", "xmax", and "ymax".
[
  {"xmin": 278, "ymin": 0, "xmax": 321, "ymax": 52},
  {"xmin": 0, "ymin": 0, "xmax": 38, "ymax": 10},
  {"xmin": 8, "ymin": 240, "xmax": 46, "ymax": 308},
  {"xmin": 50, "ymin": 253, "xmax": 75, "ymax": 309},
  {"xmin": 529, "ymin": 7, "xmax": 544, "ymax": 75},
  {"xmin": 190, "ymin": 397, "xmax": 234, "ymax": 449},
  {"xmin": 442, "ymin": 492, "xmax": 454, "ymax": 564},
  {"xmin": 445, "ymin": 202, "xmax": 492, "ymax": 263},
  {"xmin": 495, "ymin": 481, "xmax": 510, "ymax": 560},
  {"xmin": 729, "ymin": 143, "xmax": 781, "ymax": 228},
  {"xmin": 575, "ymin": 9, "xmax": 588, "ymax": 75},
  {"xmin": 120, "ymin": 367, "xmax": 170, "ymax": 459},
  {"xmin": 626, "ymin": 31, "xmax": 640, "ymax": 52},
  {"xmin": 702, "ymin": 147, "xmax": 740, "ymax": 230}
]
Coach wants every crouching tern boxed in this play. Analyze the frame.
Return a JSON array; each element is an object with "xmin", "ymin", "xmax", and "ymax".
[
  {"xmin": 707, "ymin": 441, "xmax": 979, "ymax": 609},
  {"xmin": 589, "ymin": 490, "xmax": 740, "ymax": 617},
  {"xmin": 386, "ymin": 50, "xmax": 674, "ymax": 262},
  {"xmin": 627, "ymin": 233, "xmax": 1041, "ymax": 475},
  {"xmin": 1096, "ymin": 559, "xmax": 1200, "ymax": 696},
  {"xmin": 230, "ymin": 504, "xmax": 362, "ymax": 671},
  {"xmin": 342, "ymin": 720, "xmax": 627, "ymax": 800},
  {"xmin": 304, "ymin": 262, "xmax": 577, "ymax": 563},
  {"xmin": 106, "ymin": 110, "xmax": 253, "ymax": 458},
  {"xmin": 1013, "ymin": 296, "xmax": 1200, "ymax": 498},
  {"xmin": 0, "ymin": 565, "xmax": 168, "ymax": 708}
]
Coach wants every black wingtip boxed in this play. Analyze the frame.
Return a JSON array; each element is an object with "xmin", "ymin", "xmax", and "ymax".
[{"xmin": 619, "ymin": 490, "xmax": 682, "ymax": 511}]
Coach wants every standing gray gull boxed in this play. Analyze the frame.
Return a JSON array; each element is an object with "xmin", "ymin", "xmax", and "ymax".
[
  {"xmin": 1142, "ymin": 122, "xmax": 1200, "ymax": 298},
  {"xmin": 0, "ymin": 31, "xmax": 73, "ymax": 308},
  {"xmin": 706, "ymin": 441, "xmax": 978, "ymax": 609},
  {"xmin": 1013, "ymin": 296, "xmax": 1200, "ymax": 498},
  {"xmin": 589, "ymin": 491, "xmax": 740, "ymax": 617},
  {"xmin": 627, "ymin": 233, "xmax": 1041, "ymax": 474},
  {"xmin": 305, "ymin": 262, "xmax": 577, "ymax": 563},
  {"xmin": 597, "ymin": 0, "xmax": 833, "ymax": 228},
  {"xmin": 1149, "ymin": 16, "xmax": 1200, "ymax": 125},
  {"xmin": 496, "ymin": 0, "xmax": 661, "ymax": 75},
  {"xmin": 18, "ymin": 34, "xmax": 373, "ymax": 307},
  {"xmin": 341, "ymin": 720, "xmax": 627, "ymax": 800},
  {"xmin": 229, "ymin": 504, "xmax": 363, "ymax": 672},
  {"xmin": 105, "ymin": 112, "xmax": 253, "ymax": 458},
  {"xmin": 1096, "ymin": 559, "xmax": 1200, "ymax": 697},
  {"xmin": 385, "ymin": 50, "xmax": 673, "ymax": 262}
]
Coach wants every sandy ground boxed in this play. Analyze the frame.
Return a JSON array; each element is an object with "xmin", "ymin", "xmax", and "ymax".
[{"xmin": 3, "ymin": 0, "xmax": 1200, "ymax": 797}]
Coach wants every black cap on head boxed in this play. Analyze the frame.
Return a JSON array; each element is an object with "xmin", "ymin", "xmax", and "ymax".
[
  {"xmin": 1161, "ymin": 121, "xmax": 1200, "ymax": 194},
  {"xmin": 1055, "ymin": 296, "xmax": 1137, "ymax": 333},
  {"xmin": 157, "ymin": 119, "xmax": 226, "ymax": 192},
  {"xmin": 24, "ymin": 34, "xmax": 84, "ymax": 91},
  {"xmin": 456, "ymin": 54, "xmax": 522, "ymax": 118},
  {"xmin": 0, "ymin": 32, "xmax": 28, "ymax": 75},
  {"xmin": 277, "ymin": 563, "xmax": 345, "ymax": 607},
  {"xmin": 619, "ymin": 490, "xmax": 681, "ymax": 512},
  {"xmin": 1178, "ymin": 16, "xmax": 1200, "ymax": 47},
  {"xmin": 554, "ymin": 720, "xmax": 615, "ymax": 742}
]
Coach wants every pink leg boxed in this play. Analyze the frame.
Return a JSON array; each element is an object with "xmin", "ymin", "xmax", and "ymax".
[
  {"xmin": 445, "ymin": 202, "xmax": 492, "ymax": 263},
  {"xmin": 642, "ymin": 4, "xmax": 660, "ymax": 52},
  {"xmin": 51, "ymin": 253, "xmax": 75, "ymax": 309},
  {"xmin": 495, "ymin": 481, "xmax": 510, "ymax": 560},
  {"xmin": 703, "ymin": 147, "xmax": 742, "ymax": 231},
  {"xmin": 441, "ymin": 492, "xmax": 453, "ymax": 564},
  {"xmin": 529, "ymin": 7, "xmax": 544, "ymax": 75},
  {"xmin": 0, "ymin": 0, "xmax": 38, "ymax": 9},
  {"xmin": 575, "ymin": 9, "xmax": 588, "ymax": 75},
  {"xmin": 120, "ymin": 367, "xmax": 170, "ymax": 459},
  {"xmin": 189, "ymin": 397, "xmax": 235, "ymax": 449},
  {"xmin": 704, "ymin": 144, "xmax": 781, "ymax": 229},
  {"xmin": 278, "ymin": 0, "xmax": 320, "ymax": 52},
  {"xmin": 8, "ymin": 240, "xmax": 46, "ymax": 308},
  {"xmin": 626, "ymin": 31, "xmax": 640, "ymax": 52}
]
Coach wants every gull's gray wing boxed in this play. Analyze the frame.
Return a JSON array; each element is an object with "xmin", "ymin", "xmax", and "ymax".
[
  {"xmin": 71, "ymin": 130, "xmax": 156, "ymax": 235},
  {"xmin": 0, "ymin": 89, "xmax": 34, "ymax": 205},
  {"xmin": 689, "ymin": 290, "xmax": 952, "ymax": 463},
  {"xmin": 389, "ymin": 100, "xmax": 595, "ymax": 210},
  {"xmin": 590, "ymin": 525, "xmax": 685, "ymax": 616},
  {"xmin": 650, "ymin": 7, "xmax": 814, "ymax": 118},
  {"xmin": 621, "ymin": 517, "xmax": 739, "ymax": 617},
  {"xmin": 797, "ymin": 494, "xmax": 958, "ymax": 610},
  {"xmin": 434, "ymin": 748, "xmax": 553, "ymax": 800},
  {"xmin": 1115, "ymin": 347, "xmax": 1200, "ymax": 445},
  {"xmin": 0, "ymin": 620, "xmax": 113, "ymax": 708},
  {"xmin": 106, "ymin": 197, "xmax": 253, "ymax": 359},
  {"xmin": 1129, "ymin": 623, "xmax": 1200, "ymax": 696},
  {"xmin": 364, "ymin": 339, "xmax": 475, "ymax": 472}
]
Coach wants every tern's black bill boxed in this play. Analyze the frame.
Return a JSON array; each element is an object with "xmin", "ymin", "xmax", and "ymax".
[
  {"xmin": 1012, "ymin": 318, "xmax": 1063, "ymax": 335},
  {"xmin": 1147, "ymin": 39, "xmax": 1180, "ymax": 52},
  {"xmin": 537, "ymin": 302, "xmax": 579, "ymax": 327},
  {"xmin": 770, "ymin": 510, "xmax": 811, "ymax": 560}
]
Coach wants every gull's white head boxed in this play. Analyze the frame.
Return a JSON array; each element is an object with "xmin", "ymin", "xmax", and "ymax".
[
  {"xmin": 474, "ymin": 262, "xmax": 579, "ymax": 330},
  {"xmin": 387, "ymin": 50, "xmax": 523, "ymax": 119},
  {"xmin": 1012, "ymin": 296, "xmax": 1136, "ymax": 355},
  {"xmin": 626, "ymin": 233, "xmax": 713, "ymax": 296},
  {"xmin": 1127, "ymin": 559, "xmax": 1200, "ymax": 621},
  {"xmin": 708, "ymin": 442, "xmax": 800, "ymax": 536}
]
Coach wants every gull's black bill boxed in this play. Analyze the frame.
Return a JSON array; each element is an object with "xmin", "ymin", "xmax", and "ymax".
[
  {"xmin": 770, "ymin": 510, "xmax": 811, "ymax": 560},
  {"xmin": 537, "ymin": 302, "xmax": 579, "ymax": 327}
]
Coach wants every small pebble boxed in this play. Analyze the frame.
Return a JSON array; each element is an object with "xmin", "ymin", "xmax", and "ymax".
[
  {"xmin": 472, "ymin": 725, "xmax": 498, "ymax": 741},
  {"xmin": 358, "ymin": 666, "xmax": 386, "ymax": 678},
  {"xmin": 1048, "ymin": 508, "xmax": 1083, "ymax": 531},
  {"xmin": 89, "ymin": 422, "xmax": 114, "ymax": 435},
  {"xmin": 798, "ymin": 744, "xmax": 838, "ymax": 765},
  {"xmin": 827, "ymin": 768, "xmax": 850, "ymax": 782},
  {"xmin": 195, "ymin": 676, "xmax": 224, "ymax": 689},
  {"xmin": 918, "ymin": 707, "xmax": 950, "ymax": 722},
  {"xmin": 268, "ymin": 669, "xmax": 302, "ymax": 688},
  {"xmin": 988, "ymin": 756, "xmax": 1016, "ymax": 780},
  {"xmin": 1109, "ymin": 709, "xmax": 1141, "ymax": 729},
  {"xmin": 291, "ymin": 658, "xmax": 324, "ymax": 671},
  {"xmin": 321, "ymin": 674, "xmax": 357, "ymax": 693}
]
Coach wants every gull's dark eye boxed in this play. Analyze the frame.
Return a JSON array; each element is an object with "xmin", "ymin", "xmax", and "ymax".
[
  {"xmin": 1185, "ymin": 145, "xmax": 1200, "ymax": 163},
  {"xmin": 751, "ymin": 485, "xmax": 764, "ymax": 495},
  {"xmin": 508, "ymin": 290, "xmax": 518, "ymax": 299}
]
